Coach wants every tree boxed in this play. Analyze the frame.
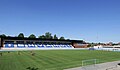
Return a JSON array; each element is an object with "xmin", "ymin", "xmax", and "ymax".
[
  {"xmin": 66, "ymin": 39, "xmax": 70, "ymax": 40},
  {"xmin": 18, "ymin": 33, "xmax": 24, "ymax": 38},
  {"xmin": 29, "ymin": 34, "xmax": 36, "ymax": 38},
  {"xmin": 0, "ymin": 34, "xmax": 6, "ymax": 37},
  {"xmin": 38, "ymin": 35, "xmax": 46, "ymax": 39},
  {"xmin": 59, "ymin": 36, "xmax": 65, "ymax": 40},
  {"xmin": 45, "ymin": 32, "xmax": 53, "ymax": 39},
  {"xmin": 53, "ymin": 34, "xmax": 58, "ymax": 39},
  {"xmin": 108, "ymin": 42, "xmax": 113, "ymax": 46}
]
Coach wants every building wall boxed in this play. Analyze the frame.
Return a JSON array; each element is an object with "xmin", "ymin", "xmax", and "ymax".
[{"xmin": 73, "ymin": 43, "xmax": 88, "ymax": 48}]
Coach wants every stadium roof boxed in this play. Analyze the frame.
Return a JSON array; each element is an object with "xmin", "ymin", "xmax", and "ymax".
[{"xmin": 0, "ymin": 37, "xmax": 85, "ymax": 43}]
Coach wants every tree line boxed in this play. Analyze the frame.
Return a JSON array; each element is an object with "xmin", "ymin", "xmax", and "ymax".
[{"xmin": 0, "ymin": 32, "xmax": 66, "ymax": 40}]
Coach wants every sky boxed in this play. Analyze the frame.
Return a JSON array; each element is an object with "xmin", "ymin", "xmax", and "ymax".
[{"xmin": 0, "ymin": 0, "xmax": 120, "ymax": 43}]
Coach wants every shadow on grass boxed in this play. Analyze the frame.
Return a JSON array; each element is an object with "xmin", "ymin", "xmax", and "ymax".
[{"xmin": 26, "ymin": 67, "xmax": 39, "ymax": 70}]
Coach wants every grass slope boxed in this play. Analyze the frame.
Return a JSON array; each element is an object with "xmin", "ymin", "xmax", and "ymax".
[{"xmin": 0, "ymin": 50, "xmax": 120, "ymax": 70}]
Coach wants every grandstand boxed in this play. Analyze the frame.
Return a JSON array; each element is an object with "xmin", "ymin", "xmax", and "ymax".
[{"xmin": 0, "ymin": 37, "xmax": 87, "ymax": 50}]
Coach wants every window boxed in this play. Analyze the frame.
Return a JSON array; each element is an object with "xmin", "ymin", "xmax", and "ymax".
[
  {"xmin": 16, "ymin": 41, "xmax": 24, "ymax": 44},
  {"xmin": 26, "ymin": 41, "xmax": 33, "ymax": 44},
  {"xmin": 5, "ymin": 41, "xmax": 14, "ymax": 43}
]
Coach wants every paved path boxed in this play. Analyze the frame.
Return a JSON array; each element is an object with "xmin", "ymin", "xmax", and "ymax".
[{"xmin": 65, "ymin": 61, "xmax": 120, "ymax": 70}]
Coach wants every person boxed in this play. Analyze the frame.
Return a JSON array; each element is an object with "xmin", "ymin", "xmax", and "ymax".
[
  {"xmin": 18, "ymin": 51, "xmax": 21, "ymax": 55},
  {"xmin": 31, "ymin": 51, "xmax": 35, "ymax": 56},
  {"xmin": 31, "ymin": 52, "xmax": 35, "ymax": 56},
  {"xmin": 0, "ymin": 52, "xmax": 2, "ymax": 56}
]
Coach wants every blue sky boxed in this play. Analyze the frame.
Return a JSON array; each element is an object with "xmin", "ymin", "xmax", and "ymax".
[{"xmin": 0, "ymin": 0, "xmax": 120, "ymax": 43}]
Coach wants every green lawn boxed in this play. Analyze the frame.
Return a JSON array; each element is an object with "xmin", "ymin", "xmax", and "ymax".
[{"xmin": 0, "ymin": 50, "xmax": 120, "ymax": 70}]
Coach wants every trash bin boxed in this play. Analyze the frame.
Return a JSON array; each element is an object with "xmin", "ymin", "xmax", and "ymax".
[{"xmin": 118, "ymin": 63, "xmax": 120, "ymax": 66}]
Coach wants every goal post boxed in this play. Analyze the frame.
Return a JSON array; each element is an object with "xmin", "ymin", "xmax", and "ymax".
[
  {"xmin": 81, "ymin": 59, "xmax": 99, "ymax": 70},
  {"xmin": 82, "ymin": 59, "xmax": 99, "ymax": 66}
]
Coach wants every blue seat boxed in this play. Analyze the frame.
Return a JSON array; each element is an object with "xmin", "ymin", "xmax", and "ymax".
[
  {"xmin": 28, "ymin": 44, "xmax": 35, "ymax": 48},
  {"xmin": 4, "ymin": 43, "xmax": 14, "ymax": 48},
  {"xmin": 60, "ymin": 44, "xmax": 66, "ymax": 48},
  {"xmin": 63, "ymin": 45, "xmax": 67, "ymax": 47},
  {"xmin": 68, "ymin": 45, "xmax": 73, "ymax": 48},
  {"xmin": 65, "ymin": 44, "xmax": 70, "ymax": 48},
  {"xmin": 37, "ymin": 44, "xmax": 45, "ymax": 48},
  {"xmin": 46, "ymin": 44, "xmax": 52, "ymax": 48},
  {"xmin": 53, "ymin": 44, "xmax": 59, "ymax": 48},
  {"xmin": 17, "ymin": 44, "xmax": 25, "ymax": 48}
]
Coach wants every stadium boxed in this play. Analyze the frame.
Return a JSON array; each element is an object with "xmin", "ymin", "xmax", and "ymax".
[
  {"xmin": 0, "ymin": 37, "xmax": 87, "ymax": 50},
  {"xmin": 1, "ymin": 36, "xmax": 120, "ymax": 70}
]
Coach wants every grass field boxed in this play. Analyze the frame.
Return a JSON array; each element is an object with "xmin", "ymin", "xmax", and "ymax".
[{"xmin": 0, "ymin": 50, "xmax": 120, "ymax": 70}]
